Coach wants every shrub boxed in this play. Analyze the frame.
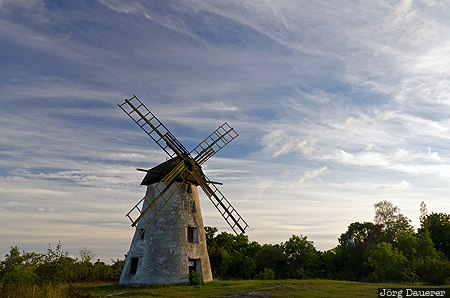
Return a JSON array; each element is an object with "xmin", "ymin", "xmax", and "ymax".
[
  {"xmin": 256, "ymin": 268, "xmax": 275, "ymax": 280},
  {"xmin": 189, "ymin": 271, "xmax": 202, "ymax": 286},
  {"xmin": 415, "ymin": 257, "xmax": 450, "ymax": 285}
]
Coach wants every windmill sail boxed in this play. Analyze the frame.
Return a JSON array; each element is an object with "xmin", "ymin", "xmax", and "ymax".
[
  {"xmin": 191, "ymin": 122, "xmax": 239, "ymax": 165},
  {"xmin": 119, "ymin": 95, "xmax": 248, "ymax": 235},
  {"xmin": 118, "ymin": 95, "xmax": 247, "ymax": 286},
  {"xmin": 201, "ymin": 181, "xmax": 249, "ymax": 234},
  {"xmin": 125, "ymin": 160, "xmax": 187, "ymax": 229},
  {"xmin": 118, "ymin": 95, "xmax": 190, "ymax": 158},
  {"xmin": 190, "ymin": 169, "xmax": 248, "ymax": 234}
]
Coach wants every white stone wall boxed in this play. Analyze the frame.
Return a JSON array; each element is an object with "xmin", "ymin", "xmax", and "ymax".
[{"xmin": 119, "ymin": 182, "xmax": 212, "ymax": 285}]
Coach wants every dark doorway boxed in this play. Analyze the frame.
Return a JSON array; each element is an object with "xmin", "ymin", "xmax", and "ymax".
[
  {"xmin": 188, "ymin": 258, "xmax": 197, "ymax": 274},
  {"xmin": 129, "ymin": 257, "xmax": 139, "ymax": 275}
]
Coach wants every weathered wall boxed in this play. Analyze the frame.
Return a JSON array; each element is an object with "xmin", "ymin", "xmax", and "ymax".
[{"xmin": 119, "ymin": 182, "xmax": 212, "ymax": 285}]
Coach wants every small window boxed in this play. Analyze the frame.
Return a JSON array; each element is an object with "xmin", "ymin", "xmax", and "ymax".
[
  {"xmin": 129, "ymin": 257, "xmax": 139, "ymax": 275},
  {"xmin": 187, "ymin": 227, "xmax": 199, "ymax": 243},
  {"xmin": 186, "ymin": 184, "xmax": 192, "ymax": 193},
  {"xmin": 139, "ymin": 229, "xmax": 145, "ymax": 240},
  {"xmin": 191, "ymin": 201, "xmax": 197, "ymax": 213}
]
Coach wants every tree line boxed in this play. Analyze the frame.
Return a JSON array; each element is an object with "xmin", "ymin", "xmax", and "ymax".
[
  {"xmin": 206, "ymin": 200, "xmax": 449, "ymax": 284},
  {"xmin": 0, "ymin": 200, "xmax": 449, "ymax": 291},
  {"xmin": 0, "ymin": 243, "xmax": 124, "ymax": 288}
]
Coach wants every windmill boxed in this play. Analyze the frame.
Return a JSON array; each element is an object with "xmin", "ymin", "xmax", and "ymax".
[{"xmin": 117, "ymin": 95, "xmax": 248, "ymax": 285}]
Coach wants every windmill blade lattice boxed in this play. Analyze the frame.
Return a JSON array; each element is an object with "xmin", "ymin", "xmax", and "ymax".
[
  {"xmin": 190, "ymin": 170, "xmax": 249, "ymax": 234},
  {"xmin": 191, "ymin": 122, "xmax": 239, "ymax": 165},
  {"xmin": 118, "ymin": 95, "xmax": 190, "ymax": 159},
  {"xmin": 126, "ymin": 160, "xmax": 188, "ymax": 229},
  {"xmin": 119, "ymin": 95, "xmax": 248, "ymax": 235}
]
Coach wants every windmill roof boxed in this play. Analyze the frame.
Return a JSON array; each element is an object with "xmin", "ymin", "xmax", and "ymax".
[{"xmin": 140, "ymin": 157, "xmax": 200, "ymax": 186}]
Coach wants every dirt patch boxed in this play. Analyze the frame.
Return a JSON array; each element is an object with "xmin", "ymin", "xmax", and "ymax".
[{"xmin": 230, "ymin": 290, "xmax": 272, "ymax": 297}]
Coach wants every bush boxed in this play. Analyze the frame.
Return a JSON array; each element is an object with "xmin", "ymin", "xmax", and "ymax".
[
  {"xmin": 256, "ymin": 268, "xmax": 275, "ymax": 280},
  {"xmin": 367, "ymin": 242, "xmax": 414, "ymax": 282},
  {"xmin": 415, "ymin": 257, "xmax": 450, "ymax": 285},
  {"xmin": 189, "ymin": 271, "xmax": 202, "ymax": 286}
]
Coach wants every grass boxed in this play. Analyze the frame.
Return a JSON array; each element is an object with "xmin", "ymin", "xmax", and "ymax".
[
  {"xmin": 2, "ymin": 280, "xmax": 448, "ymax": 297},
  {"xmin": 74, "ymin": 279, "xmax": 450, "ymax": 298},
  {"xmin": 0, "ymin": 283, "xmax": 75, "ymax": 298}
]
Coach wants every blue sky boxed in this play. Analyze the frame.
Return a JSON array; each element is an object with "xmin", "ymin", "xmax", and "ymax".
[{"xmin": 1, "ymin": 0, "xmax": 450, "ymax": 261}]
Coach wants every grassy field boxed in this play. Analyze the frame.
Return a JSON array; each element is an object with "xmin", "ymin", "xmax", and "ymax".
[{"xmin": 75, "ymin": 279, "xmax": 450, "ymax": 298}]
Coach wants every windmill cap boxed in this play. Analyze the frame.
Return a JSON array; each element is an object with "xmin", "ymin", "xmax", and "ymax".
[{"xmin": 140, "ymin": 157, "xmax": 201, "ymax": 186}]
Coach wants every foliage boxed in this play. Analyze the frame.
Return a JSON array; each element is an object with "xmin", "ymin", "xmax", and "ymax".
[
  {"xmin": 206, "ymin": 228, "xmax": 260, "ymax": 279},
  {"xmin": 255, "ymin": 267, "xmax": 275, "ymax": 280},
  {"xmin": 420, "ymin": 212, "xmax": 450, "ymax": 259},
  {"xmin": 189, "ymin": 271, "xmax": 202, "ymax": 286},
  {"xmin": 0, "ymin": 243, "xmax": 123, "ymax": 290},
  {"xmin": 373, "ymin": 200, "xmax": 414, "ymax": 242},
  {"xmin": 1, "ymin": 200, "xmax": 449, "ymax": 287},
  {"xmin": 254, "ymin": 244, "xmax": 286, "ymax": 278},
  {"xmin": 79, "ymin": 247, "xmax": 95, "ymax": 263},
  {"xmin": 367, "ymin": 242, "xmax": 414, "ymax": 282},
  {"xmin": 338, "ymin": 222, "xmax": 382, "ymax": 246},
  {"xmin": 282, "ymin": 234, "xmax": 317, "ymax": 279},
  {"xmin": 324, "ymin": 201, "xmax": 450, "ymax": 284}
]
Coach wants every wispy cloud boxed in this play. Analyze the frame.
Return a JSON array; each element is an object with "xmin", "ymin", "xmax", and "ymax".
[
  {"xmin": 293, "ymin": 166, "xmax": 329, "ymax": 186},
  {"xmin": 1, "ymin": 0, "xmax": 450, "ymax": 259}
]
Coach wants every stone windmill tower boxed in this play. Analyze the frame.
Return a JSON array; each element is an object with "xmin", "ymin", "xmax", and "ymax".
[{"xmin": 117, "ymin": 95, "xmax": 248, "ymax": 286}]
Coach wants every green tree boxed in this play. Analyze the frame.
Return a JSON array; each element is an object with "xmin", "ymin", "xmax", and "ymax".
[
  {"xmin": 255, "ymin": 244, "xmax": 286, "ymax": 278},
  {"xmin": 416, "ymin": 213, "xmax": 450, "ymax": 284},
  {"xmin": 338, "ymin": 222, "xmax": 383, "ymax": 246},
  {"xmin": 282, "ymin": 235, "xmax": 317, "ymax": 279},
  {"xmin": 205, "ymin": 228, "xmax": 259, "ymax": 279},
  {"xmin": 367, "ymin": 242, "xmax": 414, "ymax": 282},
  {"xmin": 256, "ymin": 267, "xmax": 275, "ymax": 280},
  {"xmin": 0, "ymin": 246, "xmax": 38, "ymax": 285},
  {"xmin": 36, "ymin": 242, "xmax": 76, "ymax": 284},
  {"xmin": 420, "ymin": 212, "xmax": 450, "ymax": 259},
  {"xmin": 329, "ymin": 244, "xmax": 373, "ymax": 281},
  {"xmin": 205, "ymin": 226, "xmax": 218, "ymax": 244},
  {"xmin": 330, "ymin": 222, "xmax": 382, "ymax": 281},
  {"xmin": 374, "ymin": 200, "xmax": 414, "ymax": 242}
]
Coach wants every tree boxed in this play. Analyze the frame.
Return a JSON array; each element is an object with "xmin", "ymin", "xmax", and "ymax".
[
  {"xmin": 338, "ymin": 222, "xmax": 383, "ymax": 246},
  {"xmin": 0, "ymin": 246, "xmax": 38, "ymax": 285},
  {"xmin": 412, "ymin": 228, "xmax": 449, "ymax": 284},
  {"xmin": 255, "ymin": 244, "xmax": 286, "ymax": 278},
  {"xmin": 36, "ymin": 242, "xmax": 76, "ymax": 284},
  {"xmin": 367, "ymin": 242, "xmax": 414, "ymax": 282},
  {"xmin": 331, "ymin": 222, "xmax": 383, "ymax": 281},
  {"xmin": 282, "ymin": 235, "xmax": 317, "ymax": 279},
  {"xmin": 419, "ymin": 201, "xmax": 428, "ymax": 223},
  {"xmin": 420, "ymin": 212, "xmax": 450, "ymax": 259},
  {"xmin": 205, "ymin": 226, "xmax": 218, "ymax": 247},
  {"xmin": 256, "ymin": 267, "xmax": 275, "ymax": 280},
  {"xmin": 374, "ymin": 200, "xmax": 414, "ymax": 242},
  {"xmin": 205, "ymin": 228, "xmax": 259, "ymax": 279},
  {"xmin": 79, "ymin": 247, "xmax": 95, "ymax": 263}
]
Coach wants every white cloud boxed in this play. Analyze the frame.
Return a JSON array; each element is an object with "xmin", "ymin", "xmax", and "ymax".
[
  {"xmin": 372, "ymin": 180, "xmax": 410, "ymax": 190},
  {"xmin": 260, "ymin": 129, "xmax": 317, "ymax": 158},
  {"xmin": 323, "ymin": 147, "xmax": 443, "ymax": 169},
  {"xmin": 293, "ymin": 166, "xmax": 329, "ymax": 185},
  {"xmin": 2, "ymin": 0, "xmax": 450, "ymax": 260},
  {"xmin": 204, "ymin": 101, "xmax": 237, "ymax": 111}
]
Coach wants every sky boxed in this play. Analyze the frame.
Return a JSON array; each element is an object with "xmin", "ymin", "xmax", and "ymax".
[{"xmin": 1, "ymin": 0, "xmax": 450, "ymax": 262}]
